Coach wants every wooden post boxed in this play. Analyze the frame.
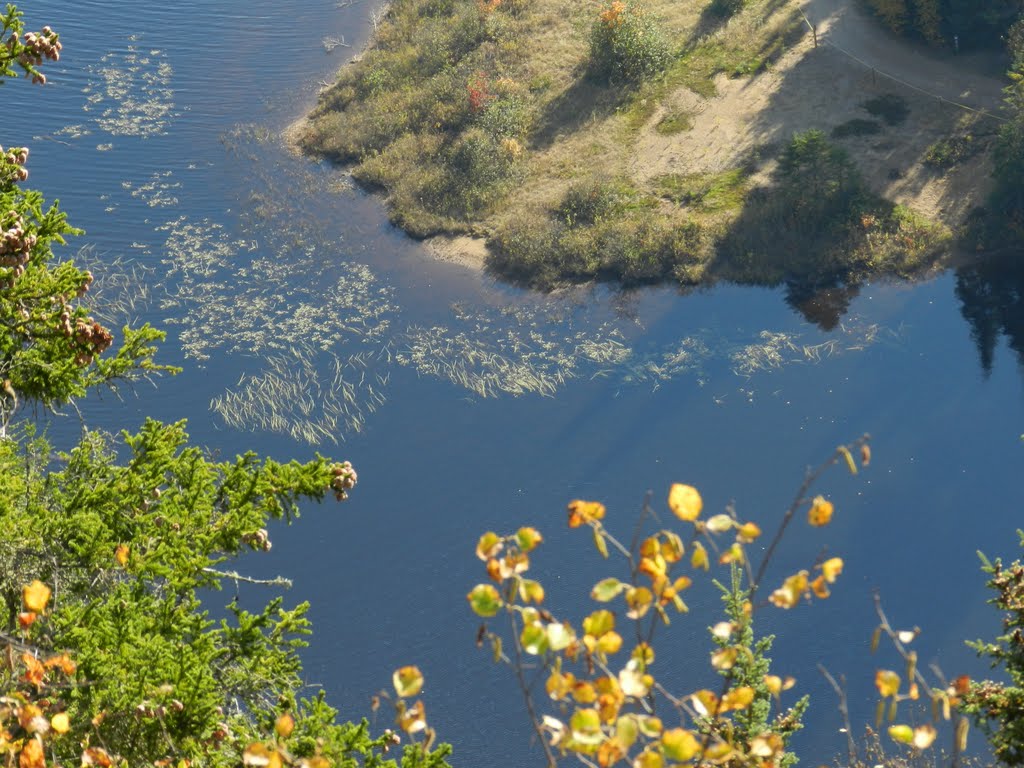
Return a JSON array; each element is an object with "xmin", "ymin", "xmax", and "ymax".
[{"xmin": 813, "ymin": 24, "xmax": 818, "ymax": 48}]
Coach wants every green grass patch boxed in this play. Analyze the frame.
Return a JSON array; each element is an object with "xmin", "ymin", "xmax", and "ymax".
[
  {"xmin": 655, "ymin": 168, "xmax": 749, "ymax": 213},
  {"xmin": 923, "ymin": 133, "xmax": 987, "ymax": 169},
  {"xmin": 654, "ymin": 109, "xmax": 694, "ymax": 134}
]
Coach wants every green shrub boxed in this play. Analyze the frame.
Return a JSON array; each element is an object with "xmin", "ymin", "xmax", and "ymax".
[
  {"xmin": 589, "ymin": 1, "xmax": 671, "ymax": 85},
  {"xmin": 556, "ymin": 179, "xmax": 626, "ymax": 226}
]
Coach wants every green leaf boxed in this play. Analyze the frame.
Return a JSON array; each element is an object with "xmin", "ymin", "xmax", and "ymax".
[
  {"xmin": 590, "ymin": 578, "xmax": 626, "ymax": 602},
  {"xmin": 467, "ymin": 584, "xmax": 503, "ymax": 617}
]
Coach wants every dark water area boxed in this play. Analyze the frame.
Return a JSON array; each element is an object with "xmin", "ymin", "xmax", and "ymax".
[{"xmin": 7, "ymin": 0, "xmax": 1024, "ymax": 765}]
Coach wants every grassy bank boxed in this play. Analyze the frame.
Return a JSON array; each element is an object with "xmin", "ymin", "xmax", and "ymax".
[{"xmin": 298, "ymin": 0, "xmax": 952, "ymax": 293}]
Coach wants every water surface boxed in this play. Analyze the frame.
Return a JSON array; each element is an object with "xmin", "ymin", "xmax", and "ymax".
[{"xmin": 9, "ymin": 1, "xmax": 1024, "ymax": 764}]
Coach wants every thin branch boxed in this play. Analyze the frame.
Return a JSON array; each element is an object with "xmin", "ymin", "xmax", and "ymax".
[
  {"xmin": 507, "ymin": 609, "xmax": 559, "ymax": 768},
  {"xmin": 202, "ymin": 568, "xmax": 292, "ymax": 588},
  {"xmin": 818, "ymin": 663, "xmax": 857, "ymax": 766}
]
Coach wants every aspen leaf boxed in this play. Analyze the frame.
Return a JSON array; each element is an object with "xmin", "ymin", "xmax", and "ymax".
[
  {"xmin": 661, "ymin": 728, "xmax": 700, "ymax": 762},
  {"xmin": 82, "ymin": 747, "xmax": 115, "ymax": 767},
  {"xmin": 637, "ymin": 716, "xmax": 662, "ymax": 737},
  {"xmin": 810, "ymin": 575, "xmax": 830, "ymax": 599},
  {"xmin": 515, "ymin": 527, "xmax": 543, "ymax": 552},
  {"xmin": 547, "ymin": 669, "xmax": 575, "ymax": 700},
  {"xmin": 668, "ymin": 484, "xmax": 702, "ymax": 521},
  {"xmin": 393, "ymin": 666, "xmax": 424, "ymax": 698},
  {"xmin": 598, "ymin": 631, "xmax": 623, "ymax": 655},
  {"xmin": 115, "ymin": 544, "xmax": 129, "ymax": 566},
  {"xmin": 398, "ymin": 700, "xmax": 427, "ymax": 734},
  {"xmin": 838, "ymin": 446, "xmax": 858, "ymax": 475},
  {"xmin": 23, "ymin": 581, "xmax": 50, "ymax": 613},
  {"xmin": 521, "ymin": 623, "xmax": 549, "ymax": 655},
  {"xmin": 913, "ymin": 724, "xmax": 937, "ymax": 749},
  {"xmin": 570, "ymin": 708, "xmax": 603, "ymax": 746},
  {"xmin": 633, "ymin": 749, "xmax": 664, "ymax": 768},
  {"xmin": 737, "ymin": 521, "xmax": 761, "ymax": 543},
  {"xmin": 618, "ymin": 665, "xmax": 650, "ymax": 697},
  {"xmin": 519, "ymin": 579, "xmax": 545, "ymax": 604},
  {"xmin": 547, "ymin": 622, "xmax": 575, "ymax": 651},
  {"xmin": 18, "ymin": 611, "xmax": 36, "ymax": 629},
  {"xmin": 721, "ymin": 686, "xmax": 755, "ymax": 712},
  {"xmin": 956, "ymin": 717, "xmax": 969, "ymax": 751},
  {"xmin": 593, "ymin": 527, "xmax": 609, "ymax": 558},
  {"xmin": 625, "ymin": 586, "xmax": 653, "ymax": 620},
  {"xmin": 632, "ymin": 643, "xmax": 654, "ymax": 666},
  {"xmin": 711, "ymin": 621, "xmax": 734, "ymax": 641},
  {"xmin": 467, "ymin": 584, "xmax": 502, "ymax": 617},
  {"xmin": 18, "ymin": 739, "xmax": 44, "ymax": 768},
  {"xmin": 592, "ymin": 578, "xmax": 626, "ymax": 602},
  {"xmin": 821, "ymin": 557, "xmax": 843, "ymax": 583},
  {"xmin": 807, "ymin": 496, "xmax": 833, "ymax": 526},
  {"xmin": 568, "ymin": 500, "xmax": 606, "ymax": 528},
  {"xmin": 690, "ymin": 541, "xmax": 709, "ymax": 571},
  {"xmin": 690, "ymin": 689, "xmax": 718, "ymax": 717},
  {"xmin": 871, "ymin": 625, "xmax": 882, "ymax": 653},
  {"xmin": 476, "ymin": 532, "xmax": 503, "ymax": 561},
  {"xmin": 573, "ymin": 681, "xmax": 597, "ymax": 704},
  {"xmin": 659, "ymin": 531, "xmax": 684, "ymax": 562},
  {"xmin": 861, "ymin": 444, "xmax": 872, "ymax": 467},
  {"xmin": 764, "ymin": 675, "xmax": 783, "ymax": 696},
  {"xmin": 598, "ymin": 738, "xmax": 626, "ymax": 767},
  {"xmin": 706, "ymin": 514, "xmax": 734, "ymax": 533},
  {"xmin": 275, "ymin": 713, "xmax": 294, "ymax": 739},
  {"xmin": 897, "ymin": 629, "xmax": 918, "ymax": 644},
  {"xmin": 888, "ymin": 725, "xmax": 913, "ymax": 745},
  {"xmin": 51, "ymin": 712, "xmax": 70, "ymax": 734},
  {"xmin": 718, "ymin": 542, "xmax": 743, "ymax": 565},
  {"xmin": 711, "ymin": 647, "xmax": 737, "ymax": 670},
  {"xmin": 875, "ymin": 669, "xmax": 901, "ymax": 698},
  {"xmin": 616, "ymin": 715, "xmax": 639, "ymax": 749},
  {"xmin": 770, "ymin": 571, "xmax": 808, "ymax": 609},
  {"xmin": 583, "ymin": 610, "xmax": 615, "ymax": 638}
]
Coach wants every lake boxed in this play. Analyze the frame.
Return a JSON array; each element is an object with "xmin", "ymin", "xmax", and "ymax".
[{"xmin": 8, "ymin": 0, "xmax": 1024, "ymax": 764}]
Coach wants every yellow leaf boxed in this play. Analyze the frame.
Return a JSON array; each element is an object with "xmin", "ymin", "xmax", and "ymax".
[
  {"xmin": 838, "ymin": 445, "xmax": 858, "ymax": 475},
  {"xmin": 475, "ymin": 532, "xmax": 503, "ymax": 561},
  {"xmin": 769, "ymin": 571, "xmax": 808, "ymax": 609},
  {"xmin": 398, "ymin": 700, "xmax": 427, "ymax": 734},
  {"xmin": 115, "ymin": 544, "xmax": 130, "ymax": 567},
  {"xmin": 274, "ymin": 713, "xmax": 294, "ymax": 739},
  {"xmin": 721, "ymin": 686, "xmax": 755, "ymax": 712},
  {"xmin": 690, "ymin": 541, "xmax": 709, "ymax": 571},
  {"xmin": 570, "ymin": 708, "xmax": 603, "ymax": 746},
  {"xmin": 593, "ymin": 527, "xmax": 609, "ymax": 559},
  {"xmin": 711, "ymin": 647, "xmax": 737, "ymax": 670},
  {"xmin": 705, "ymin": 514, "xmax": 734, "ymax": 534},
  {"xmin": 393, "ymin": 666, "xmax": 424, "ymax": 698},
  {"xmin": 956, "ymin": 717, "xmax": 969, "ymax": 751},
  {"xmin": 888, "ymin": 725, "xmax": 913, "ymax": 745},
  {"xmin": 572, "ymin": 681, "xmax": 597, "ymax": 704},
  {"xmin": 764, "ymin": 675, "xmax": 783, "ymax": 696},
  {"xmin": 668, "ymin": 484, "xmax": 702, "ymax": 522},
  {"xmin": 22, "ymin": 581, "xmax": 51, "ymax": 613},
  {"xmin": 625, "ymin": 586, "xmax": 653, "ymax": 620},
  {"xmin": 51, "ymin": 711, "xmax": 70, "ymax": 734},
  {"xmin": 861, "ymin": 444, "xmax": 872, "ymax": 467},
  {"xmin": 633, "ymin": 749, "xmax": 664, "ymax": 768},
  {"xmin": 875, "ymin": 669, "xmax": 901, "ymax": 698},
  {"xmin": 519, "ymin": 579, "xmax": 545, "ymax": 604},
  {"xmin": 568, "ymin": 500, "xmax": 606, "ymax": 528},
  {"xmin": 821, "ymin": 557, "xmax": 844, "ymax": 583},
  {"xmin": 807, "ymin": 496, "xmax": 834, "ymax": 527},
  {"xmin": 661, "ymin": 728, "xmax": 700, "ymax": 762},
  {"xmin": 18, "ymin": 739, "xmax": 45, "ymax": 768},
  {"xmin": 690, "ymin": 689, "xmax": 718, "ymax": 717},
  {"xmin": 810, "ymin": 575, "xmax": 830, "ymax": 599},
  {"xmin": 467, "ymin": 584, "xmax": 503, "ymax": 617},
  {"xmin": 737, "ymin": 521, "xmax": 761, "ymax": 543},
  {"xmin": 659, "ymin": 531, "xmax": 685, "ymax": 563},
  {"xmin": 597, "ymin": 738, "xmax": 626, "ymax": 767},
  {"xmin": 598, "ymin": 631, "xmax": 623, "ymax": 655},
  {"xmin": 515, "ymin": 527, "xmax": 543, "ymax": 552}
]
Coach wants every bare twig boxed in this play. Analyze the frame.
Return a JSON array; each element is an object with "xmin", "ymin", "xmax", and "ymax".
[
  {"xmin": 818, "ymin": 663, "xmax": 857, "ymax": 766},
  {"xmin": 202, "ymin": 568, "xmax": 292, "ymax": 588}
]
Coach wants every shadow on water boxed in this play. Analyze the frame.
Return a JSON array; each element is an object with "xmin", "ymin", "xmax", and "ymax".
[{"xmin": 955, "ymin": 244, "xmax": 1024, "ymax": 376}]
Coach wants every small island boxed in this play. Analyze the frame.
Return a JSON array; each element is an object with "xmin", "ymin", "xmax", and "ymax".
[{"xmin": 297, "ymin": 0, "xmax": 1022, "ymax": 314}]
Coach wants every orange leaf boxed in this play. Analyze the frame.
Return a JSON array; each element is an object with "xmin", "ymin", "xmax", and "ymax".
[{"xmin": 807, "ymin": 496, "xmax": 833, "ymax": 527}]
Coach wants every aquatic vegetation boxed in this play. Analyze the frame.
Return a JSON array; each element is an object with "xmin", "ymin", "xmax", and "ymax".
[
  {"xmin": 123, "ymin": 171, "xmax": 180, "ymax": 207},
  {"xmin": 211, "ymin": 349, "xmax": 389, "ymax": 444},
  {"xmin": 82, "ymin": 42, "xmax": 176, "ymax": 137}
]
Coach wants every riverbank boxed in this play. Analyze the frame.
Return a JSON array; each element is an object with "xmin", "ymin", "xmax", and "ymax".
[{"xmin": 295, "ymin": 0, "xmax": 1005, "ymax": 292}]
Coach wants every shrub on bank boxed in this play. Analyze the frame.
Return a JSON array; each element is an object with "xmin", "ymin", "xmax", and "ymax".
[{"xmin": 589, "ymin": 0, "xmax": 671, "ymax": 85}]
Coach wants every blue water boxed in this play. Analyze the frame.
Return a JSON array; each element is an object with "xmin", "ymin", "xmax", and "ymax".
[{"xmin": 8, "ymin": 1, "xmax": 1024, "ymax": 764}]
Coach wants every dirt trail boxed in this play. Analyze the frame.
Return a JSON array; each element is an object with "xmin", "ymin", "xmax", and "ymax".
[
  {"xmin": 630, "ymin": 0, "xmax": 1009, "ymax": 224},
  {"xmin": 802, "ymin": 0, "xmax": 1006, "ymax": 111}
]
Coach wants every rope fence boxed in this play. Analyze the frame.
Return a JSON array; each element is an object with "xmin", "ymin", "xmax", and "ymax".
[{"xmin": 794, "ymin": 3, "xmax": 1010, "ymax": 122}]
